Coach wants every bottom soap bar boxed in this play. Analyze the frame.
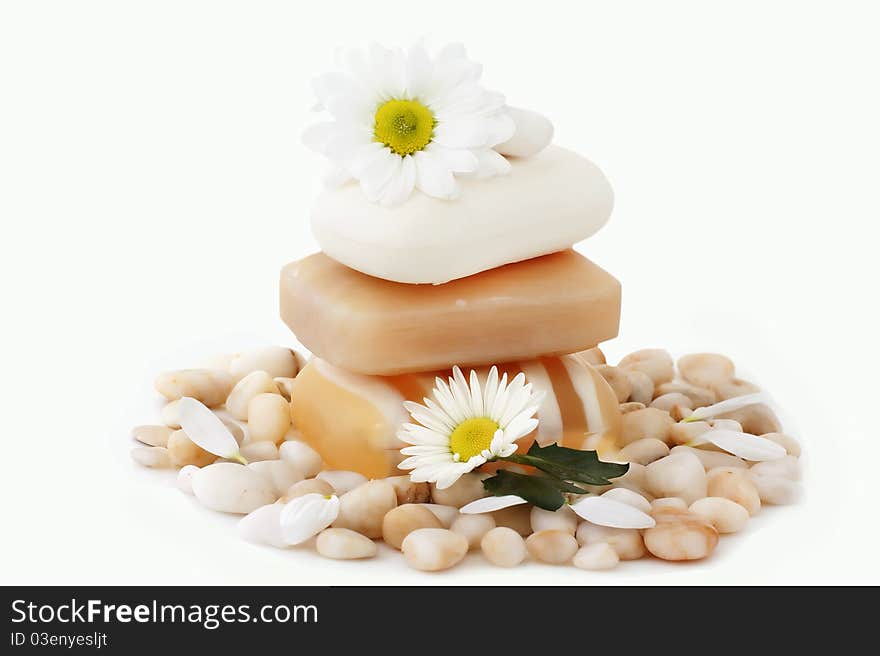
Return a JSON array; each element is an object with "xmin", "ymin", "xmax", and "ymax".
[{"xmin": 290, "ymin": 354, "xmax": 622, "ymax": 479}]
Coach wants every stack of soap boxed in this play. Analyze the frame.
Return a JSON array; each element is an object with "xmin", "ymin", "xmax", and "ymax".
[{"xmin": 281, "ymin": 142, "xmax": 624, "ymax": 477}]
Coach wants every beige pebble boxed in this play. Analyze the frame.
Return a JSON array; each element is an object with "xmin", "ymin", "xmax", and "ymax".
[
  {"xmin": 225, "ymin": 371, "xmax": 278, "ymax": 420},
  {"xmin": 596, "ymin": 365, "xmax": 632, "ymax": 403},
  {"xmin": 750, "ymin": 455, "xmax": 801, "ymax": 481},
  {"xmin": 760, "ymin": 433, "xmax": 802, "ymax": 457},
  {"xmin": 619, "ymin": 349, "xmax": 674, "ymax": 385},
  {"xmin": 332, "ymin": 480, "xmax": 397, "ymax": 538},
  {"xmin": 481, "ymin": 527, "xmax": 528, "ymax": 567},
  {"xmin": 247, "ymin": 460, "xmax": 303, "ymax": 496},
  {"xmin": 382, "ymin": 504, "xmax": 443, "ymax": 549},
  {"xmin": 526, "ymin": 530, "xmax": 579, "ymax": 564},
  {"xmin": 160, "ymin": 400, "xmax": 182, "ymax": 428},
  {"xmin": 316, "ymin": 470, "xmax": 368, "ymax": 495},
  {"xmin": 655, "ymin": 381, "xmax": 716, "ymax": 408},
  {"xmin": 718, "ymin": 404, "xmax": 782, "ymax": 436},
  {"xmin": 670, "ymin": 445, "xmax": 748, "ymax": 471},
  {"xmin": 221, "ymin": 419, "xmax": 245, "ymax": 445},
  {"xmin": 273, "ymin": 377, "xmax": 296, "ymax": 401},
  {"xmin": 645, "ymin": 452, "xmax": 707, "ymax": 504},
  {"xmin": 316, "ymin": 528, "xmax": 377, "ymax": 560},
  {"xmin": 644, "ymin": 508, "xmax": 718, "ymax": 561},
  {"xmin": 167, "ymin": 429, "xmax": 215, "ymax": 467},
  {"xmin": 707, "ymin": 466, "xmax": 761, "ymax": 515},
  {"xmin": 192, "ymin": 463, "xmax": 276, "ymax": 514},
  {"xmin": 247, "ymin": 393, "xmax": 290, "ymax": 443},
  {"xmin": 229, "ymin": 346, "xmax": 298, "ymax": 382},
  {"xmin": 131, "ymin": 446, "xmax": 171, "ymax": 468},
  {"xmin": 577, "ymin": 347, "xmax": 606, "ymax": 365},
  {"xmin": 154, "ymin": 368, "xmax": 233, "ymax": 407},
  {"xmin": 618, "ymin": 438, "xmax": 669, "ymax": 466},
  {"xmin": 621, "ymin": 408, "xmax": 674, "ymax": 446},
  {"xmin": 490, "ymin": 504, "xmax": 533, "ymax": 536},
  {"xmin": 132, "ymin": 425, "xmax": 172, "ymax": 448},
  {"xmin": 651, "ymin": 497, "xmax": 688, "ymax": 512},
  {"xmin": 605, "ymin": 462, "xmax": 652, "ymax": 499},
  {"xmin": 669, "ymin": 420, "xmax": 712, "ymax": 446},
  {"xmin": 668, "ymin": 405, "xmax": 691, "ymax": 422},
  {"xmin": 624, "ymin": 369, "xmax": 655, "ymax": 405},
  {"xmin": 750, "ymin": 474, "xmax": 800, "ymax": 505},
  {"xmin": 280, "ymin": 478, "xmax": 334, "ymax": 502},
  {"xmin": 530, "ymin": 505, "xmax": 577, "ymax": 535},
  {"xmin": 239, "ymin": 441, "xmax": 279, "ymax": 462},
  {"xmin": 176, "ymin": 464, "xmax": 198, "ymax": 494},
  {"xmin": 601, "ymin": 488, "xmax": 652, "ymax": 513},
  {"xmin": 711, "ymin": 378, "xmax": 761, "ymax": 401},
  {"xmin": 689, "ymin": 497, "xmax": 749, "ymax": 533},
  {"xmin": 573, "ymin": 543, "xmax": 619, "ymax": 570},
  {"xmin": 619, "ymin": 402, "xmax": 646, "ymax": 414},
  {"xmin": 651, "ymin": 393, "xmax": 693, "ymax": 413},
  {"xmin": 384, "ymin": 475, "xmax": 431, "ymax": 505},
  {"xmin": 451, "ymin": 514, "xmax": 497, "ymax": 550},
  {"xmin": 421, "ymin": 504, "xmax": 460, "ymax": 528},
  {"xmin": 575, "ymin": 523, "xmax": 645, "ymax": 560},
  {"xmin": 402, "ymin": 528, "xmax": 469, "ymax": 571},
  {"xmin": 278, "ymin": 440, "xmax": 323, "ymax": 478},
  {"xmin": 430, "ymin": 472, "xmax": 487, "ymax": 508},
  {"xmin": 678, "ymin": 353, "xmax": 735, "ymax": 388}
]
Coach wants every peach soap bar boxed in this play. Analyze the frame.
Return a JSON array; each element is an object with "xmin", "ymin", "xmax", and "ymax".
[
  {"xmin": 290, "ymin": 354, "xmax": 622, "ymax": 479},
  {"xmin": 280, "ymin": 250, "xmax": 621, "ymax": 376},
  {"xmin": 311, "ymin": 145, "xmax": 614, "ymax": 284}
]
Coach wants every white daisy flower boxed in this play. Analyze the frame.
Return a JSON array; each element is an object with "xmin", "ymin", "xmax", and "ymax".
[
  {"xmin": 398, "ymin": 366, "xmax": 543, "ymax": 490},
  {"xmin": 303, "ymin": 42, "xmax": 515, "ymax": 207}
]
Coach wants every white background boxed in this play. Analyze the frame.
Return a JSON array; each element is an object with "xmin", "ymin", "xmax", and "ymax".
[{"xmin": 2, "ymin": 0, "xmax": 878, "ymax": 585}]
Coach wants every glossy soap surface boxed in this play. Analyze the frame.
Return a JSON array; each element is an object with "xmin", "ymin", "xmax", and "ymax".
[
  {"xmin": 280, "ymin": 250, "xmax": 621, "ymax": 376},
  {"xmin": 290, "ymin": 354, "xmax": 622, "ymax": 479}
]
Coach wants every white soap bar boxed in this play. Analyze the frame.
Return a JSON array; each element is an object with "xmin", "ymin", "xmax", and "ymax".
[
  {"xmin": 495, "ymin": 107, "xmax": 554, "ymax": 158},
  {"xmin": 311, "ymin": 145, "xmax": 614, "ymax": 284}
]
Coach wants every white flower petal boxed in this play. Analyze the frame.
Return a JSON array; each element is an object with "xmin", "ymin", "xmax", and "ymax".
[
  {"xmin": 685, "ymin": 393, "xmax": 769, "ymax": 422},
  {"xmin": 279, "ymin": 493, "xmax": 340, "ymax": 545},
  {"xmin": 468, "ymin": 148, "xmax": 512, "ymax": 179},
  {"xmin": 698, "ymin": 429, "xmax": 788, "ymax": 462},
  {"xmin": 468, "ymin": 369, "xmax": 484, "ymax": 417},
  {"xmin": 432, "ymin": 117, "xmax": 489, "ymax": 149},
  {"xmin": 460, "ymin": 495, "xmax": 528, "ymax": 514},
  {"xmin": 414, "ymin": 150, "xmax": 458, "ymax": 200},
  {"xmin": 176, "ymin": 397, "xmax": 241, "ymax": 459},
  {"xmin": 426, "ymin": 144, "xmax": 479, "ymax": 173},
  {"xmin": 569, "ymin": 496, "xmax": 656, "ymax": 529},
  {"xmin": 301, "ymin": 122, "xmax": 337, "ymax": 153},
  {"xmin": 482, "ymin": 366, "xmax": 500, "ymax": 413},
  {"xmin": 375, "ymin": 153, "xmax": 417, "ymax": 207}
]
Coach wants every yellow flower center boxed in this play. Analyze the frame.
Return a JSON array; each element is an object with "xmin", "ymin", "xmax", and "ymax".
[
  {"xmin": 449, "ymin": 417, "xmax": 499, "ymax": 462},
  {"xmin": 374, "ymin": 99, "xmax": 435, "ymax": 155}
]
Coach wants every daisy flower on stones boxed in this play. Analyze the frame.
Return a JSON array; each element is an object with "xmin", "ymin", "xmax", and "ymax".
[
  {"xmin": 398, "ymin": 366, "xmax": 543, "ymax": 490},
  {"xmin": 302, "ymin": 42, "xmax": 515, "ymax": 207}
]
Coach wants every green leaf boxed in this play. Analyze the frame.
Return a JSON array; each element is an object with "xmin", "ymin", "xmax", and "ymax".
[
  {"xmin": 506, "ymin": 442, "xmax": 629, "ymax": 486},
  {"xmin": 482, "ymin": 470, "xmax": 585, "ymax": 511}
]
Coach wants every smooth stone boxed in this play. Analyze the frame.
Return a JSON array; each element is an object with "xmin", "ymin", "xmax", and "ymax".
[
  {"xmin": 575, "ymin": 523, "xmax": 645, "ymax": 560},
  {"xmin": 131, "ymin": 446, "xmax": 171, "ymax": 468},
  {"xmin": 176, "ymin": 465, "xmax": 199, "ymax": 494},
  {"xmin": 450, "ymin": 514, "xmax": 496, "ymax": 550},
  {"xmin": 290, "ymin": 355, "xmax": 622, "ymax": 479},
  {"xmin": 382, "ymin": 504, "xmax": 444, "ymax": 550},
  {"xmin": 279, "ymin": 440, "xmax": 323, "ymax": 478},
  {"xmin": 689, "ymin": 497, "xmax": 749, "ymax": 533},
  {"xmin": 167, "ymin": 429, "xmax": 215, "ymax": 468},
  {"xmin": 281, "ymin": 478, "xmax": 334, "ymax": 502},
  {"xmin": 573, "ymin": 543, "xmax": 619, "ymax": 570},
  {"xmin": 238, "ymin": 441, "xmax": 279, "ymax": 463},
  {"xmin": 192, "ymin": 463, "xmax": 276, "ymax": 514},
  {"xmin": 316, "ymin": 528, "xmax": 377, "ymax": 560},
  {"xmin": 600, "ymin": 488, "xmax": 652, "ymax": 514},
  {"xmin": 316, "ymin": 470, "xmax": 368, "ymax": 495},
  {"xmin": 618, "ymin": 438, "xmax": 670, "ymax": 465},
  {"xmin": 281, "ymin": 250, "xmax": 621, "ymax": 376},
  {"xmin": 229, "ymin": 347, "xmax": 299, "ymax": 383},
  {"xmin": 495, "ymin": 106, "xmax": 554, "ymax": 158},
  {"xmin": 247, "ymin": 460, "xmax": 304, "ymax": 496},
  {"xmin": 402, "ymin": 529, "xmax": 469, "ymax": 571},
  {"xmin": 530, "ymin": 505, "xmax": 578, "ymax": 535},
  {"xmin": 153, "ymin": 369, "xmax": 233, "ymax": 407},
  {"xmin": 310, "ymin": 145, "xmax": 613, "ymax": 284},
  {"xmin": 226, "ymin": 371, "xmax": 278, "ymax": 421},
  {"xmin": 750, "ymin": 474, "xmax": 801, "ymax": 505},
  {"xmin": 430, "ymin": 473, "xmax": 487, "ymax": 508},
  {"xmin": 421, "ymin": 504, "xmax": 460, "ymax": 528},
  {"xmin": 644, "ymin": 508, "xmax": 718, "ymax": 561},
  {"xmin": 480, "ymin": 527, "xmax": 528, "ymax": 567},
  {"xmin": 706, "ymin": 466, "xmax": 761, "ymax": 515},
  {"xmin": 331, "ymin": 480, "xmax": 397, "ymax": 538},
  {"xmin": 131, "ymin": 425, "xmax": 172, "ymax": 448},
  {"xmin": 384, "ymin": 475, "xmax": 431, "ymax": 505},
  {"xmin": 670, "ymin": 445, "xmax": 747, "ymax": 471},
  {"xmin": 525, "ymin": 530, "xmax": 579, "ymax": 564},
  {"xmin": 645, "ymin": 452, "xmax": 708, "ymax": 504}
]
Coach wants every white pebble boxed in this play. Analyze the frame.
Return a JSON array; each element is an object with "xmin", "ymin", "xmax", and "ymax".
[
  {"xmin": 239, "ymin": 441, "xmax": 279, "ymax": 462},
  {"xmin": 530, "ymin": 505, "xmax": 578, "ymax": 535},
  {"xmin": 750, "ymin": 474, "xmax": 801, "ymax": 505},
  {"xmin": 247, "ymin": 393, "xmax": 290, "ymax": 443},
  {"xmin": 526, "ymin": 530, "xmax": 579, "ymax": 564},
  {"xmin": 238, "ymin": 503, "xmax": 287, "ymax": 548},
  {"xmin": 131, "ymin": 425, "xmax": 172, "ymax": 447},
  {"xmin": 451, "ymin": 514, "xmax": 497, "ymax": 550},
  {"xmin": 192, "ymin": 463, "xmax": 276, "ymax": 514},
  {"xmin": 176, "ymin": 465, "xmax": 199, "ymax": 494},
  {"xmin": 131, "ymin": 446, "xmax": 171, "ymax": 468},
  {"xmin": 601, "ymin": 488, "xmax": 652, "ymax": 513},
  {"xmin": 750, "ymin": 455, "xmax": 801, "ymax": 481},
  {"xmin": 225, "ymin": 371, "xmax": 278, "ymax": 420},
  {"xmin": 402, "ymin": 528, "xmax": 469, "ymax": 571},
  {"xmin": 618, "ymin": 438, "xmax": 669, "ymax": 465},
  {"xmin": 643, "ymin": 508, "xmax": 719, "ymax": 561},
  {"xmin": 480, "ymin": 527, "xmax": 528, "ymax": 567},
  {"xmin": 282, "ymin": 478, "xmax": 334, "ymax": 502},
  {"xmin": 421, "ymin": 504, "xmax": 460, "ymax": 528},
  {"xmin": 645, "ymin": 452, "xmax": 707, "ymax": 504},
  {"xmin": 651, "ymin": 497, "xmax": 688, "ymax": 512},
  {"xmin": 573, "ymin": 543, "xmax": 619, "ymax": 570},
  {"xmin": 430, "ymin": 472, "xmax": 487, "ymax": 508},
  {"xmin": 651, "ymin": 393, "xmax": 693, "ymax": 413},
  {"xmin": 707, "ymin": 466, "xmax": 761, "ymax": 515},
  {"xmin": 316, "ymin": 528, "xmax": 377, "ymax": 560},
  {"xmin": 670, "ymin": 445, "xmax": 747, "ymax": 471},
  {"xmin": 229, "ymin": 346, "xmax": 298, "ymax": 382},
  {"xmin": 279, "ymin": 440, "xmax": 323, "ymax": 478},
  {"xmin": 247, "ymin": 460, "xmax": 303, "ymax": 496},
  {"xmin": 689, "ymin": 497, "xmax": 749, "ymax": 533},
  {"xmin": 762, "ymin": 432, "xmax": 802, "ymax": 457},
  {"xmin": 575, "ymin": 523, "xmax": 645, "ymax": 560},
  {"xmin": 154, "ymin": 368, "xmax": 233, "ymax": 407},
  {"xmin": 495, "ymin": 107, "xmax": 554, "ymax": 158},
  {"xmin": 316, "ymin": 470, "xmax": 368, "ymax": 495},
  {"xmin": 160, "ymin": 400, "xmax": 182, "ymax": 428},
  {"xmin": 332, "ymin": 480, "xmax": 397, "ymax": 539},
  {"xmin": 677, "ymin": 353, "xmax": 735, "ymax": 388}
]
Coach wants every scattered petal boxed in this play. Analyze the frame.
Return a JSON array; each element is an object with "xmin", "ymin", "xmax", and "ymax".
[
  {"xmin": 684, "ymin": 393, "xmax": 768, "ymax": 422},
  {"xmin": 460, "ymin": 495, "xmax": 527, "ymax": 514},
  {"xmin": 694, "ymin": 429, "xmax": 788, "ymax": 462},
  {"xmin": 279, "ymin": 493, "xmax": 340, "ymax": 545},
  {"xmin": 177, "ymin": 397, "xmax": 242, "ymax": 460},
  {"xmin": 569, "ymin": 496, "xmax": 656, "ymax": 529}
]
